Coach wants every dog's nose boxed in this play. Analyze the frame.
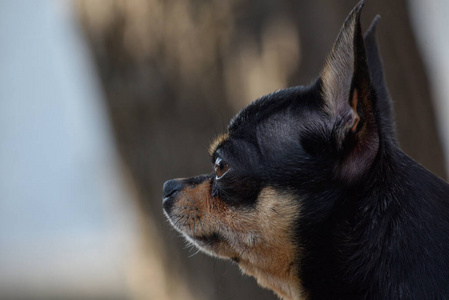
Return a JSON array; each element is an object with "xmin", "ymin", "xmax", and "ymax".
[
  {"xmin": 162, "ymin": 179, "xmax": 183, "ymax": 213},
  {"xmin": 163, "ymin": 179, "xmax": 183, "ymax": 198}
]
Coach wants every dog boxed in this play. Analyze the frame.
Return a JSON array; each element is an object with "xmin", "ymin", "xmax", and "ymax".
[{"xmin": 162, "ymin": 1, "xmax": 449, "ymax": 299}]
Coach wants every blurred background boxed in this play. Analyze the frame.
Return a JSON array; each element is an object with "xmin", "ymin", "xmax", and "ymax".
[{"xmin": 1, "ymin": 0, "xmax": 448, "ymax": 299}]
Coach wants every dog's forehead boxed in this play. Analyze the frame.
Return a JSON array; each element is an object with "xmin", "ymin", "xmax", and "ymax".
[
  {"xmin": 227, "ymin": 85, "xmax": 321, "ymax": 149},
  {"xmin": 229, "ymin": 83, "xmax": 323, "ymax": 134},
  {"xmin": 228, "ymin": 86, "xmax": 306, "ymax": 134}
]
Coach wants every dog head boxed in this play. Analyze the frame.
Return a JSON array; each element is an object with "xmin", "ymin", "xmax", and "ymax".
[{"xmin": 163, "ymin": 1, "xmax": 392, "ymax": 298}]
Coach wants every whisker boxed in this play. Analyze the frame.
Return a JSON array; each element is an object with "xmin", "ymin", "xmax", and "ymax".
[{"xmin": 188, "ymin": 248, "xmax": 201, "ymax": 258}]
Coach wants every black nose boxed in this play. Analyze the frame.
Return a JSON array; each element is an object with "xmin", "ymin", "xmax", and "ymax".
[
  {"xmin": 162, "ymin": 179, "xmax": 183, "ymax": 213},
  {"xmin": 163, "ymin": 179, "xmax": 183, "ymax": 198}
]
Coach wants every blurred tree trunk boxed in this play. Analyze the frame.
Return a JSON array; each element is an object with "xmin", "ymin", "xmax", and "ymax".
[{"xmin": 77, "ymin": 0, "xmax": 445, "ymax": 299}]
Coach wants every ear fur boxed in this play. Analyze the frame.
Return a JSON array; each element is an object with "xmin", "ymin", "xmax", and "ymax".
[
  {"xmin": 364, "ymin": 15, "xmax": 397, "ymax": 142},
  {"xmin": 321, "ymin": 0, "xmax": 380, "ymax": 181}
]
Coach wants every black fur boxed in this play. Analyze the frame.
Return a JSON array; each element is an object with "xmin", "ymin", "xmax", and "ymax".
[{"xmin": 164, "ymin": 1, "xmax": 449, "ymax": 298}]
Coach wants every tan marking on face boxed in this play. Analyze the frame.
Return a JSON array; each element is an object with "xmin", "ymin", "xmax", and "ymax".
[
  {"xmin": 208, "ymin": 133, "xmax": 229, "ymax": 157},
  {"xmin": 234, "ymin": 188, "xmax": 304, "ymax": 300},
  {"xmin": 167, "ymin": 182, "xmax": 304, "ymax": 300}
]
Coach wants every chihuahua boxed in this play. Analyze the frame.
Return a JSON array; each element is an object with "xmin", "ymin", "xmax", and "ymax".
[{"xmin": 162, "ymin": 1, "xmax": 449, "ymax": 299}]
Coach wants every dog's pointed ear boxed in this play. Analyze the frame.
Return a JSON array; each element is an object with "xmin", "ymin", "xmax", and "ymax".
[
  {"xmin": 364, "ymin": 15, "xmax": 397, "ymax": 142},
  {"xmin": 321, "ymin": 0, "xmax": 379, "ymax": 181}
]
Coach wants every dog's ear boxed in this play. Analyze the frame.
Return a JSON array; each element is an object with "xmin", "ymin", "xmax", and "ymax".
[
  {"xmin": 364, "ymin": 15, "xmax": 397, "ymax": 142},
  {"xmin": 321, "ymin": 0, "xmax": 379, "ymax": 181}
]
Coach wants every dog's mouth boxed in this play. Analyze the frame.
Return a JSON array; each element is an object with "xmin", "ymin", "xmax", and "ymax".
[
  {"xmin": 193, "ymin": 232, "xmax": 224, "ymax": 245},
  {"xmin": 165, "ymin": 211, "xmax": 225, "ymax": 247}
]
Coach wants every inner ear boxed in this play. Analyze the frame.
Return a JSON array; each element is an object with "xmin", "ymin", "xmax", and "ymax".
[{"xmin": 350, "ymin": 89, "xmax": 360, "ymax": 133}]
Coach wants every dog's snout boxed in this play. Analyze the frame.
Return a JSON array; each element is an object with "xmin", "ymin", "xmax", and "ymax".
[{"xmin": 162, "ymin": 179, "xmax": 183, "ymax": 213}]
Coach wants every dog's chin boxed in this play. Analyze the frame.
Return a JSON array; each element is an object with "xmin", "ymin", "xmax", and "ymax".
[
  {"xmin": 193, "ymin": 232, "xmax": 224, "ymax": 245},
  {"xmin": 164, "ymin": 210, "xmax": 234, "ymax": 258},
  {"xmin": 181, "ymin": 231, "xmax": 239, "ymax": 260}
]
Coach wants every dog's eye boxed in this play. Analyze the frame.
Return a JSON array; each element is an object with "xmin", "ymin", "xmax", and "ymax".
[{"xmin": 214, "ymin": 157, "xmax": 230, "ymax": 179}]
